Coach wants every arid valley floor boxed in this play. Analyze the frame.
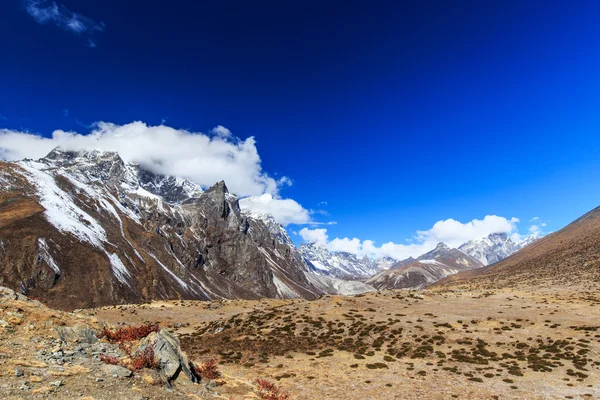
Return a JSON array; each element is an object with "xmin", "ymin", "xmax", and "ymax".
[{"xmin": 2, "ymin": 284, "xmax": 598, "ymax": 400}]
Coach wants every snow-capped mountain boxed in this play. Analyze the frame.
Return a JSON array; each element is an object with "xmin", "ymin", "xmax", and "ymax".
[
  {"xmin": 298, "ymin": 243, "xmax": 395, "ymax": 279},
  {"xmin": 458, "ymin": 232, "xmax": 538, "ymax": 266},
  {"xmin": 367, "ymin": 242, "xmax": 483, "ymax": 290},
  {"xmin": 0, "ymin": 148, "xmax": 346, "ymax": 309}
]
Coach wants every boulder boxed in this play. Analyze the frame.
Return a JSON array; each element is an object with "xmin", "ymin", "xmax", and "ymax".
[
  {"xmin": 137, "ymin": 329, "xmax": 200, "ymax": 384},
  {"xmin": 55, "ymin": 325, "xmax": 99, "ymax": 344}
]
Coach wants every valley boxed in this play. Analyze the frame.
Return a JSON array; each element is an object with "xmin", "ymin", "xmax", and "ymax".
[{"xmin": 78, "ymin": 285, "xmax": 600, "ymax": 399}]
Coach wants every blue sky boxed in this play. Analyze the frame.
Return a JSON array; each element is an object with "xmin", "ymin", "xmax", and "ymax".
[{"xmin": 1, "ymin": 1, "xmax": 600, "ymax": 258}]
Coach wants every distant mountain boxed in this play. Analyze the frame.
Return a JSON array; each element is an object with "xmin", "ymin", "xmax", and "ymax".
[
  {"xmin": 435, "ymin": 206, "xmax": 600, "ymax": 289},
  {"xmin": 366, "ymin": 243, "xmax": 483, "ymax": 290},
  {"xmin": 298, "ymin": 243, "xmax": 394, "ymax": 279},
  {"xmin": 458, "ymin": 232, "xmax": 538, "ymax": 266}
]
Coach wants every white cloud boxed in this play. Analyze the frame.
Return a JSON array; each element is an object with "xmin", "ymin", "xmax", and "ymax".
[
  {"xmin": 0, "ymin": 121, "xmax": 291, "ymax": 197},
  {"xmin": 210, "ymin": 125, "xmax": 233, "ymax": 139},
  {"xmin": 528, "ymin": 221, "xmax": 547, "ymax": 237},
  {"xmin": 239, "ymin": 193, "xmax": 310, "ymax": 226},
  {"xmin": 299, "ymin": 228, "xmax": 328, "ymax": 246},
  {"xmin": 299, "ymin": 215, "xmax": 526, "ymax": 260},
  {"xmin": 25, "ymin": 0, "xmax": 104, "ymax": 47},
  {"xmin": 416, "ymin": 215, "xmax": 520, "ymax": 249}
]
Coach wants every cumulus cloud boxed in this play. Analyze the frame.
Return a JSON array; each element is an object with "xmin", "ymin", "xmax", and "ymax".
[
  {"xmin": 210, "ymin": 125, "xmax": 233, "ymax": 139},
  {"xmin": 239, "ymin": 193, "xmax": 311, "ymax": 226},
  {"xmin": 25, "ymin": 0, "xmax": 104, "ymax": 47},
  {"xmin": 415, "ymin": 215, "xmax": 520, "ymax": 248},
  {"xmin": 0, "ymin": 121, "xmax": 292, "ymax": 197},
  {"xmin": 299, "ymin": 228, "xmax": 328, "ymax": 246},
  {"xmin": 299, "ymin": 215, "xmax": 527, "ymax": 260}
]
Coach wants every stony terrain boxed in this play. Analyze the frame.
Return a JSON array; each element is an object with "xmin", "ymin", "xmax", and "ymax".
[
  {"xmin": 0, "ymin": 285, "xmax": 296, "ymax": 400},
  {"xmin": 81, "ymin": 286, "xmax": 600, "ymax": 400}
]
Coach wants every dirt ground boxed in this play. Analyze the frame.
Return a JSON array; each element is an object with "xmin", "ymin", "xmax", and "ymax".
[{"xmin": 80, "ymin": 287, "xmax": 600, "ymax": 400}]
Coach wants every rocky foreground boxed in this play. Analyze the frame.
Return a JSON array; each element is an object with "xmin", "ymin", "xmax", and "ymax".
[{"xmin": 0, "ymin": 286, "xmax": 288, "ymax": 400}]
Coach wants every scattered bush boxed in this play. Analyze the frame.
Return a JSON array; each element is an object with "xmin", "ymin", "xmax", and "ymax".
[
  {"xmin": 194, "ymin": 359, "xmax": 221, "ymax": 379},
  {"xmin": 98, "ymin": 323, "xmax": 160, "ymax": 343},
  {"xmin": 255, "ymin": 378, "xmax": 291, "ymax": 400},
  {"xmin": 130, "ymin": 346, "xmax": 158, "ymax": 371}
]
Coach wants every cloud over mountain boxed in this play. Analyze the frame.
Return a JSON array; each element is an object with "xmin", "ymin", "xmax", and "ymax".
[
  {"xmin": 239, "ymin": 194, "xmax": 311, "ymax": 226},
  {"xmin": 0, "ymin": 121, "xmax": 290, "ymax": 198},
  {"xmin": 300, "ymin": 215, "xmax": 525, "ymax": 260}
]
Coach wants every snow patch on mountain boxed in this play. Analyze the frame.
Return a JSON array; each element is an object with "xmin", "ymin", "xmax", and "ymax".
[
  {"xmin": 298, "ymin": 243, "xmax": 395, "ymax": 279},
  {"xmin": 458, "ymin": 232, "xmax": 538, "ymax": 266},
  {"xmin": 37, "ymin": 238, "xmax": 60, "ymax": 274},
  {"xmin": 19, "ymin": 161, "xmax": 109, "ymax": 249}
]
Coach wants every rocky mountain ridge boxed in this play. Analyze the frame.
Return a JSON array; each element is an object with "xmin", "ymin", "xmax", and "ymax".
[{"xmin": 0, "ymin": 148, "xmax": 340, "ymax": 309}]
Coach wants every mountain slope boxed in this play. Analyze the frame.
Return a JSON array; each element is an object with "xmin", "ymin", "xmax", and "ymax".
[
  {"xmin": 366, "ymin": 243, "xmax": 483, "ymax": 290},
  {"xmin": 298, "ymin": 243, "xmax": 393, "ymax": 279},
  {"xmin": 0, "ymin": 149, "xmax": 322, "ymax": 309},
  {"xmin": 435, "ymin": 206, "xmax": 600, "ymax": 289}
]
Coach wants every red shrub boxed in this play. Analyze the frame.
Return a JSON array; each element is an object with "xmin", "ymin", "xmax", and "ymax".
[
  {"xmin": 194, "ymin": 359, "xmax": 221, "ymax": 379},
  {"xmin": 130, "ymin": 346, "xmax": 158, "ymax": 371},
  {"xmin": 98, "ymin": 323, "xmax": 160, "ymax": 343},
  {"xmin": 99, "ymin": 354, "xmax": 120, "ymax": 365},
  {"xmin": 254, "ymin": 378, "xmax": 291, "ymax": 400}
]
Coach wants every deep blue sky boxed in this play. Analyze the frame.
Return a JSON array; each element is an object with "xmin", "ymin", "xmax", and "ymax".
[{"xmin": 1, "ymin": 0, "xmax": 600, "ymax": 246}]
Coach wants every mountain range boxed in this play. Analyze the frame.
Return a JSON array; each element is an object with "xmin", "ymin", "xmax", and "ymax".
[
  {"xmin": 0, "ymin": 148, "xmax": 542, "ymax": 309},
  {"xmin": 0, "ymin": 149, "xmax": 376, "ymax": 309},
  {"xmin": 299, "ymin": 232, "xmax": 538, "ymax": 289}
]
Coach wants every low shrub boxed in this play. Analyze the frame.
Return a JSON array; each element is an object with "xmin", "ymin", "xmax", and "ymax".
[
  {"xmin": 130, "ymin": 346, "xmax": 158, "ymax": 371},
  {"xmin": 194, "ymin": 359, "xmax": 221, "ymax": 379},
  {"xmin": 99, "ymin": 354, "xmax": 120, "ymax": 365},
  {"xmin": 254, "ymin": 378, "xmax": 291, "ymax": 400},
  {"xmin": 98, "ymin": 323, "xmax": 160, "ymax": 343}
]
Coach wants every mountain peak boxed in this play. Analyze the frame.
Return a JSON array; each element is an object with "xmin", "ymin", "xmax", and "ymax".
[
  {"xmin": 436, "ymin": 242, "xmax": 450, "ymax": 249},
  {"xmin": 44, "ymin": 147, "xmax": 123, "ymax": 164},
  {"xmin": 205, "ymin": 180, "xmax": 229, "ymax": 194}
]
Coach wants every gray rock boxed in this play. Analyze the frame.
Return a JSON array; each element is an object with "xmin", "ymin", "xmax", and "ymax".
[
  {"xmin": 137, "ymin": 330, "xmax": 200, "ymax": 384},
  {"xmin": 49, "ymin": 380, "xmax": 63, "ymax": 387},
  {"xmin": 14, "ymin": 368, "xmax": 24, "ymax": 377},
  {"xmin": 55, "ymin": 325, "xmax": 99, "ymax": 344},
  {"xmin": 101, "ymin": 364, "xmax": 133, "ymax": 378}
]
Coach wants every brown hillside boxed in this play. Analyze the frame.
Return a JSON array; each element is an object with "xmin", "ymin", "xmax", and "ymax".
[{"xmin": 434, "ymin": 206, "xmax": 600, "ymax": 290}]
